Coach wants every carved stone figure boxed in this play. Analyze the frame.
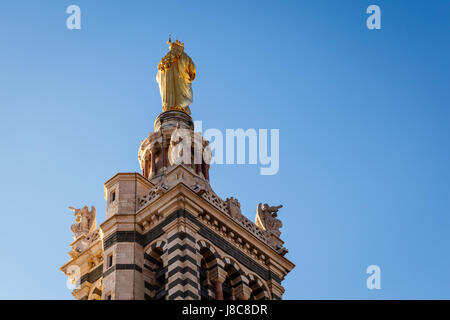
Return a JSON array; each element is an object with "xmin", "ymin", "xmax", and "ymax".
[
  {"xmin": 226, "ymin": 197, "xmax": 242, "ymax": 219},
  {"xmin": 156, "ymin": 38, "xmax": 196, "ymax": 114},
  {"xmin": 255, "ymin": 203, "xmax": 283, "ymax": 238},
  {"xmin": 68, "ymin": 206, "xmax": 97, "ymax": 240},
  {"xmin": 169, "ymin": 123, "xmax": 188, "ymax": 165}
]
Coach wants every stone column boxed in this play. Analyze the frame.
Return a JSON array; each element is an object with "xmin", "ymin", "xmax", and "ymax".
[
  {"xmin": 151, "ymin": 152, "xmax": 156, "ymax": 174},
  {"xmin": 267, "ymin": 280, "xmax": 284, "ymax": 300},
  {"xmin": 163, "ymin": 214, "xmax": 200, "ymax": 300},
  {"xmin": 202, "ymin": 162, "xmax": 210, "ymax": 181},
  {"xmin": 143, "ymin": 159, "xmax": 149, "ymax": 178},
  {"xmin": 266, "ymin": 260, "xmax": 286, "ymax": 300},
  {"xmin": 215, "ymin": 281, "xmax": 223, "ymax": 300},
  {"xmin": 162, "ymin": 145, "xmax": 168, "ymax": 169},
  {"xmin": 209, "ymin": 267, "xmax": 227, "ymax": 300}
]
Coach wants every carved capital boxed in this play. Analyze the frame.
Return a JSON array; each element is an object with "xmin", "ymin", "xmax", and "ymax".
[
  {"xmin": 234, "ymin": 284, "xmax": 252, "ymax": 300},
  {"xmin": 209, "ymin": 267, "xmax": 227, "ymax": 284}
]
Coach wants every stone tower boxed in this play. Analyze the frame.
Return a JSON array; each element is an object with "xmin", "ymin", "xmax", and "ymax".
[
  {"xmin": 61, "ymin": 64, "xmax": 294, "ymax": 301},
  {"xmin": 61, "ymin": 110, "xmax": 294, "ymax": 300}
]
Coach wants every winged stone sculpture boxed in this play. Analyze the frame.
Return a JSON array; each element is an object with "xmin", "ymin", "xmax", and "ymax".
[
  {"xmin": 255, "ymin": 203, "xmax": 283, "ymax": 238},
  {"xmin": 68, "ymin": 206, "xmax": 97, "ymax": 240}
]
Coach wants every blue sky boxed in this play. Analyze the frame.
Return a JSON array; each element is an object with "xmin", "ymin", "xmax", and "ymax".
[{"xmin": 0, "ymin": 0, "xmax": 449, "ymax": 299}]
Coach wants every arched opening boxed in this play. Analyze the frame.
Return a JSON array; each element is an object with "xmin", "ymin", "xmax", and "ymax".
[
  {"xmin": 249, "ymin": 279, "xmax": 267, "ymax": 300},
  {"xmin": 223, "ymin": 264, "xmax": 242, "ymax": 300},
  {"xmin": 87, "ymin": 279, "xmax": 102, "ymax": 300},
  {"xmin": 222, "ymin": 274, "xmax": 233, "ymax": 300},
  {"xmin": 199, "ymin": 247, "xmax": 217, "ymax": 300},
  {"xmin": 153, "ymin": 147, "xmax": 162, "ymax": 174},
  {"xmin": 199, "ymin": 257, "xmax": 209, "ymax": 300},
  {"xmin": 144, "ymin": 247, "xmax": 166, "ymax": 300}
]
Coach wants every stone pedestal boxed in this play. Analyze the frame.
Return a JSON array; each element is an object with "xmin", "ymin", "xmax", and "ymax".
[
  {"xmin": 138, "ymin": 111, "xmax": 211, "ymax": 183},
  {"xmin": 154, "ymin": 110, "xmax": 194, "ymax": 132}
]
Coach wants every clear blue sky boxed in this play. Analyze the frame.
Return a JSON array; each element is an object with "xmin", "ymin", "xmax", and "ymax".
[{"xmin": 0, "ymin": 0, "xmax": 449, "ymax": 299}]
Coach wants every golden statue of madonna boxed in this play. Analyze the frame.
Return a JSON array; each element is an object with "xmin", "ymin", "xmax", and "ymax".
[{"xmin": 156, "ymin": 39, "xmax": 196, "ymax": 115}]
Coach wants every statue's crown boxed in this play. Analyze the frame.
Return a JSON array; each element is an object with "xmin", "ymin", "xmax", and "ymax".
[{"xmin": 167, "ymin": 38, "xmax": 184, "ymax": 50}]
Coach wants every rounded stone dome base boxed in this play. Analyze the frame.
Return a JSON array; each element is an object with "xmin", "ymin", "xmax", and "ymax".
[{"xmin": 154, "ymin": 110, "xmax": 194, "ymax": 132}]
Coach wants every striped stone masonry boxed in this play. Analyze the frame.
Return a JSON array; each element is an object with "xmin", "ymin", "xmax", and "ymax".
[
  {"xmin": 61, "ymin": 110, "xmax": 294, "ymax": 300},
  {"xmin": 164, "ymin": 217, "xmax": 200, "ymax": 300}
]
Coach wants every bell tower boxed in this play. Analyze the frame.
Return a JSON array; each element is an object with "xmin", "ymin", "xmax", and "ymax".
[{"xmin": 61, "ymin": 41, "xmax": 294, "ymax": 300}]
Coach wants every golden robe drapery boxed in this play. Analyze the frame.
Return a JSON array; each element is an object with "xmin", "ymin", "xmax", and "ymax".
[{"xmin": 156, "ymin": 43, "xmax": 196, "ymax": 114}]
